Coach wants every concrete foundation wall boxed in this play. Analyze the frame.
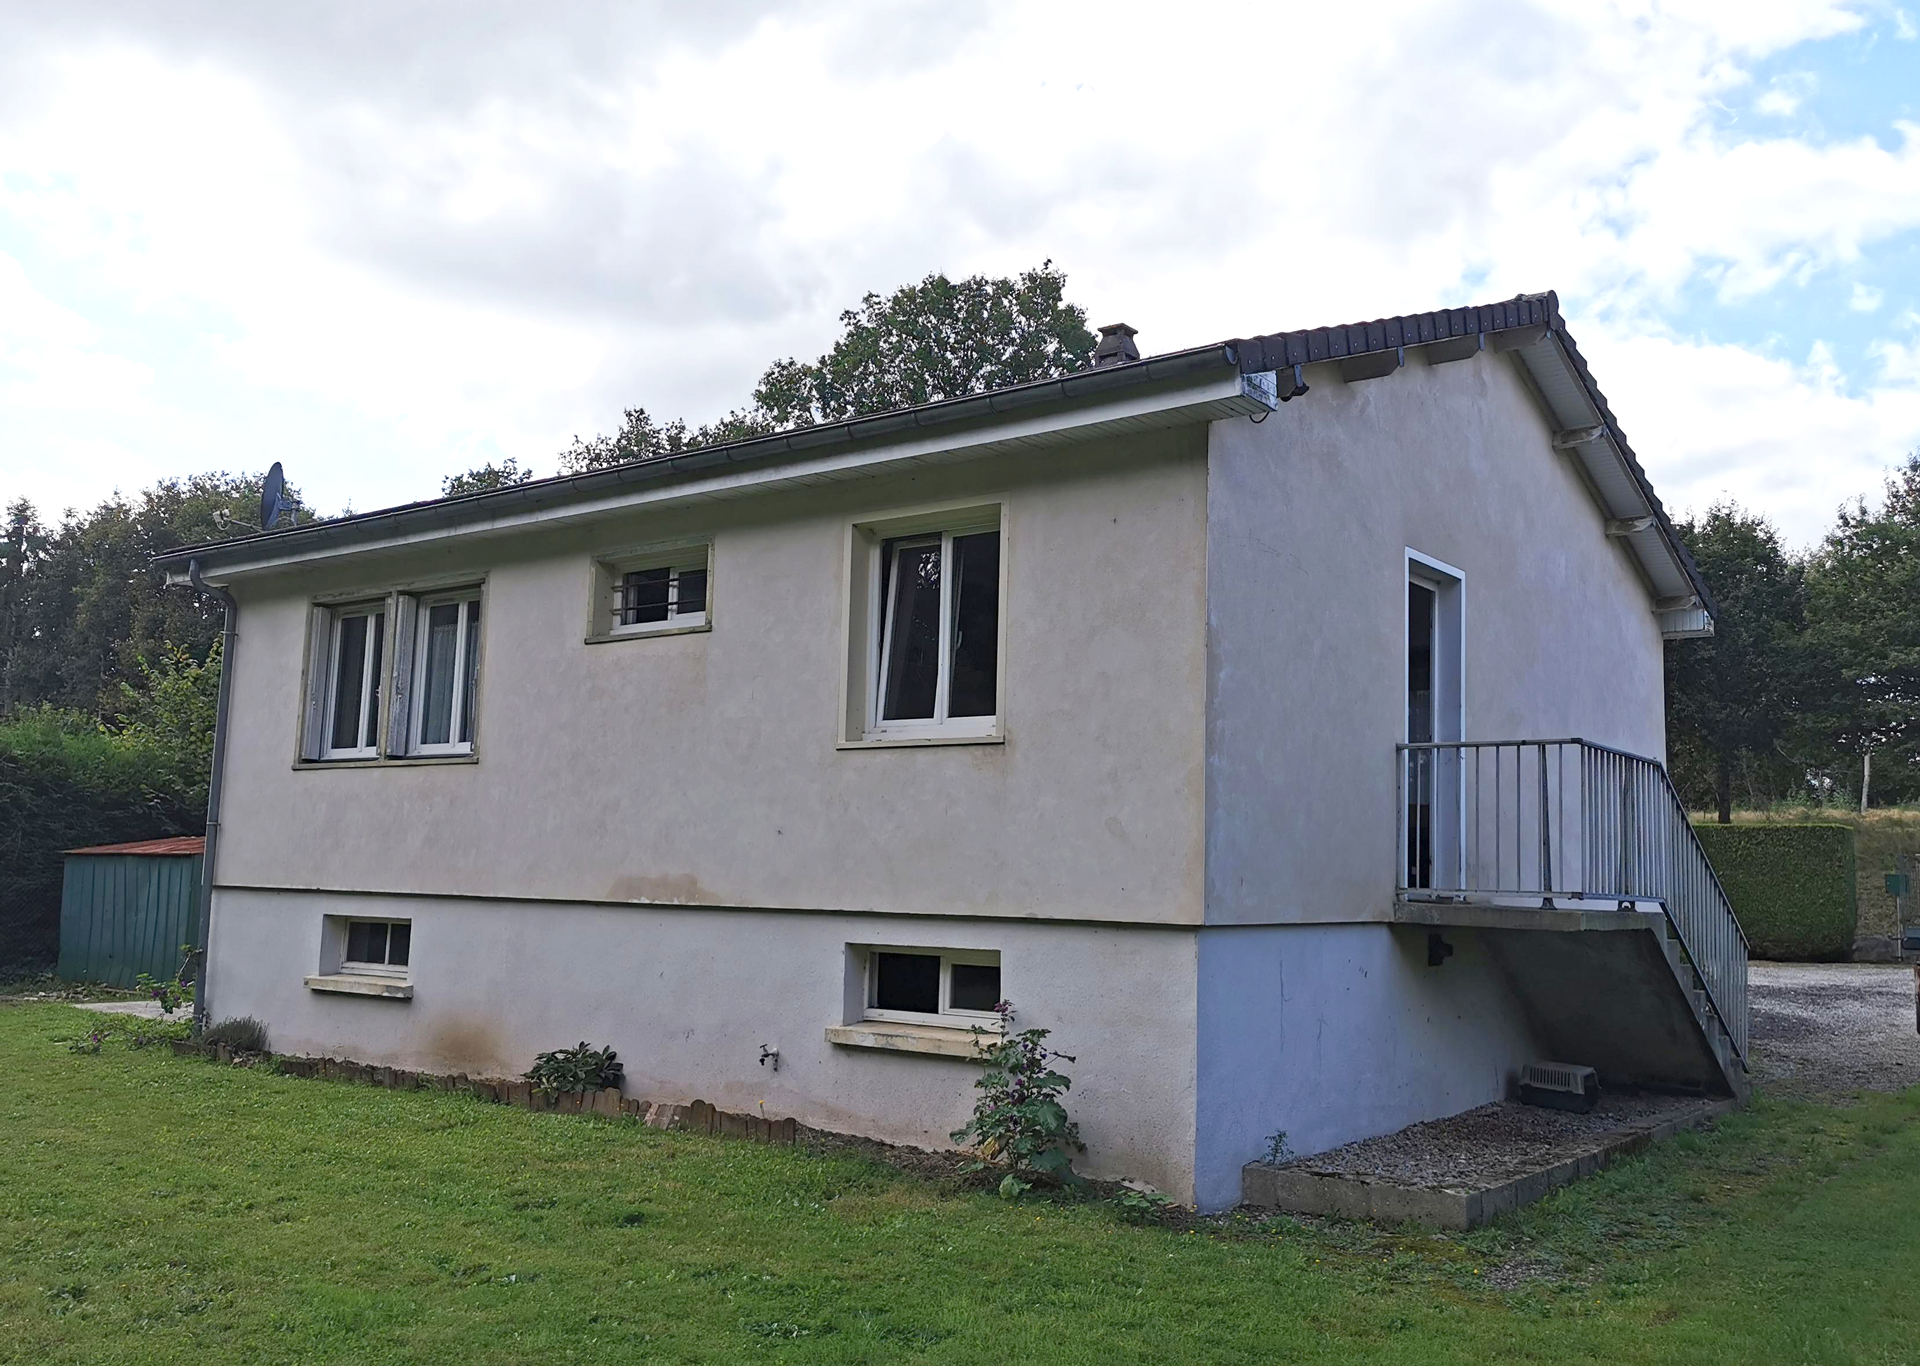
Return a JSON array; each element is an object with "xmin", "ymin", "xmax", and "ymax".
[
  {"xmin": 1191, "ymin": 922, "xmax": 1542, "ymax": 1210},
  {"xmin": 208, "ymin": 888, "xmax": 1203, "ymax": 1199},
  {"xmin": 1203, "ymin": 348, "xmax": 1669, "ymax": 928}
]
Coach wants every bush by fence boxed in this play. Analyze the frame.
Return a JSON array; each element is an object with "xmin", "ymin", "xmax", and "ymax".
[
  {"xmin": 0, "ymin": 708, "xmax": 199, "ymax": 970},
  {"xmin": 1691, "ymin": 822, "xmax": 1858, "ymax": 960}
]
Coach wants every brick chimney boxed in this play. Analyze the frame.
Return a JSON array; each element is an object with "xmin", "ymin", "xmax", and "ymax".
[{"xmin": 1092, "ymin": 323, "xmax": 1140, "ymax": 367}]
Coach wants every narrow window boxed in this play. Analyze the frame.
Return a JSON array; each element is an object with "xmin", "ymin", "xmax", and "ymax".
[
  {"xmin": 874, "ymin": 525, "xmax": 1000, "ymax": 732},
  {"xmin": 411, "ymin": 590, "xmax": 482, "ymax": 754},
  {"xmin": 862, "ymin": 948, "xmax": 1002, "ymax": 1026},
  {"xmin": 322, "ymin": 605, "xmax": 385, "ymax": 759}
]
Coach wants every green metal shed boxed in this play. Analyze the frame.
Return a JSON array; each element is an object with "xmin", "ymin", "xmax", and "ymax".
[{"xmin": 57, "ymin": 837, "xmax": 205, "ymax": 988}]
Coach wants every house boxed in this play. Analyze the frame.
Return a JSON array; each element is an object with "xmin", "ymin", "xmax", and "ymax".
[{"xmin": 156, "ymin": 291, "xmax": 1746, "ymax": 1210}]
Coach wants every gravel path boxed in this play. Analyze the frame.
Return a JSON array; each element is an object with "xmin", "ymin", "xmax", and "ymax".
[
  {"xmin": 1283, "ymin": 1093, "xmax": 1716, "ymax": 1191},
  {"xmin": 1748, "ymin": 961, "xmax": 1920, "ymax": 1096}
]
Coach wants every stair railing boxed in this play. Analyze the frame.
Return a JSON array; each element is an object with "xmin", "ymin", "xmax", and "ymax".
[{"xmin": 1398, "ymin": 738, "xmax": 1749, "ymax": 1060}]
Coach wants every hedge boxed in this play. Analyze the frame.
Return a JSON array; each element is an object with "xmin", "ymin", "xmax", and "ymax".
[
  {"xmin": 0, "ymin": 708, "xmax": 198, "ymax": 971},
  {"xmin": 1691, "ymin": 822, "xmax": 1858, "ymax": 961}
]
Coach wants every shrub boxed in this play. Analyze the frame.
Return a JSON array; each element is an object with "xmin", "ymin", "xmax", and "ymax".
[
  {"xmin": 0, "ymin": 705, "xmax": 200, "ymax": 969},
  {"xmin": 202, "ymin": 1016, "xmax": 269, "ymax": 1053},
  {"xmin": 526, "ymin": 1042, "xmax": 623, "ymax": 1095},
  {"xmin": 950, "ymin": 1001, "xmax": 1084, "ymax": 1198},
  {"xmin": 1692, "ymin": 822, "xmax": 1858, "ymax": 960}
]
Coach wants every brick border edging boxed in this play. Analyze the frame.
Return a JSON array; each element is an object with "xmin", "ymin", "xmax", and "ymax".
[
  {"xmin": 169, "ymin": 1041, "xmax": 810, "ymax": 1146},
  {"xmin": 1240, "ymin": 1098, "xmax": 1739, "ymax": 1230}
]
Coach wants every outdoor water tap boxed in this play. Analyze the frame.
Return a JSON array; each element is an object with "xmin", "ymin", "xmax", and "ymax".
[{"xmin": 758, "ymin": 1044, "xmax": 779, "ymax": 1073}]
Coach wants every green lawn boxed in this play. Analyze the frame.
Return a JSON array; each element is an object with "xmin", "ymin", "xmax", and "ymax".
[{"xmin": 3, "ymin": 1004, "xmax": 1917, "ymax": 1365}]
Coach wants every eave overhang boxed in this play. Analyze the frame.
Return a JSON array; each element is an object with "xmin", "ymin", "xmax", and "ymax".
[
  {"xmin": 1230, "ymin": 292, "xmax": 1717, "ymax": 639},
  {"xmin": 158, "ymin": 348, "xmax": 1270, "ymax": 584}
]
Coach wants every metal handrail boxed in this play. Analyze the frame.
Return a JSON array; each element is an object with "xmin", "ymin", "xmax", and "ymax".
[{"xmin": 1397, "ymin": 738, "xmax": 1748, "ymax": 1061}]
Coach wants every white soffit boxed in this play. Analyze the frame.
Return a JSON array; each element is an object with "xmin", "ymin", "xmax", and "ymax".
[{"xmin": 1507, "ymin": 335, "xmax": 1701, "ymax": 614}]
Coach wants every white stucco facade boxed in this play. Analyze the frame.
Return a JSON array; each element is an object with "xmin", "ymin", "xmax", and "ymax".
[{"xmin": 191, "ymin": 337, "xmax": 1684, "ymax": 1208}]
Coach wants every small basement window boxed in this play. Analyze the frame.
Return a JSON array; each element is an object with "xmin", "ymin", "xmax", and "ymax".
[
  {"xmin": 592, "ymin": 544, "xmax": 711, "ymax": 639},
  {"xmin": 863, "ymin": 948, "xmax": 1001, "ymax": 1028},
  {"xmin": 341, "ymin": 919, "xmax": 411, "ymax": 976}
]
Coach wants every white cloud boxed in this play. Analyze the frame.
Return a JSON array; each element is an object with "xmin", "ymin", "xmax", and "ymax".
[
  {"xmin": 1755, "ymin": 70, "xmax": 1818, "ymax": 116},
  {"xmin": 1852, "ymin": 281, "xmax": 1887, "ymax": 311},
  {"xmin": 0, "ymin": 0, "xmax": 1916, "ymax": 542},
  {"xmin": 1582, "ymin": 325, "xmax": 1920, "ymax": 545}
]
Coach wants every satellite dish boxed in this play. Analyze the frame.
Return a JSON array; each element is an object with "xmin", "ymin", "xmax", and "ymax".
[{"xmin": 261, "ymin": 462, "xmax": 288, "ymax": 529}]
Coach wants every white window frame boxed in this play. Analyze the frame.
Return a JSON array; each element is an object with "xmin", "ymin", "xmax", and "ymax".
[
  {"xmin": 591, "ymin": 542, "xmax": 713, "ymax": 641},
  {"xmin": 407, "ymin": 588, "xmax": 482, "ymax": 757},
  {"xmin": 861, "ymin": 947, "xmax": 1003, "ymax": 1030},
  {"xmin": 319, "ymin": 603, "xmax": 386, "ymax": 760},
  {"xmin": 337, "ymin": 917, "xmax": 411, "ymax": 979},
  {"xmin": 1405, "ymin": 549, "xmax": 1466, "ymax": 891},
  {"xmin": 864, "ymin": 513, "xmax": 1002, "ymax": 741}
]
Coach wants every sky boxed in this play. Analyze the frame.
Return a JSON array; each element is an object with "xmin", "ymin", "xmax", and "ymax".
[{"xmin": 1, "ymin": 0, "xmax": 1917, "ymax": 547}]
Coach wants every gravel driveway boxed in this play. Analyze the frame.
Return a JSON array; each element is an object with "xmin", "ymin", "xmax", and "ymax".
[{"xmin": 1749, "ymin": 961, "xmax": 1920, "ymax": 1096}]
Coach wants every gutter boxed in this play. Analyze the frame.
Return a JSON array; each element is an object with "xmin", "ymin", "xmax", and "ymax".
[
  {"xmin": 186, "ymin": 558, "xmax": 237, "ymax": 1032},
  {"xmin": 152, "ymin": 343, "xmax": 1244, "ymax": 576}
]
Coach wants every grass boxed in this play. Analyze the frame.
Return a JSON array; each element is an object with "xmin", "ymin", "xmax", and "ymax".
[{"xmin": 3, "ymin": 1004, "xmax": 1919, "ymax": 1364}]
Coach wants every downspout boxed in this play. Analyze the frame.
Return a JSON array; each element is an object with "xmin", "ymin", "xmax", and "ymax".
[{"xmin": 186, "ymin": 559, "xmax": 236, "ymax": 1033}]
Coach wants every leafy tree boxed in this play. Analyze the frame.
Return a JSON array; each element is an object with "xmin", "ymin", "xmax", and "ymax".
[
  {"xmin": 1664, "ymin": 503, "xmax": 1810, "ymax": 821},
  {"xmin": 1804, "ymin": 452, "xmax": 1920, "ymax": 807},
  {"xmin": 111, "ymin": 639, "xmax": 222, "ymax": 816},
  {"xmin": 442, "ymin": 458, "xmax": 537, "ymax": 497},
  {"xmin": 750, "ymin": 263, "xmax": 1097, "ymax": 428},
  {"xmin": 558, "ymin": 262, "xmax": 1096, "ymax": 474},
  {"xmin": 0, "ymin": 473, "xmax": 288, "ymax": 716}
]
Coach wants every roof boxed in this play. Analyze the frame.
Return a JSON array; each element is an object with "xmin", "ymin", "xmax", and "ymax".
[
  {"xmin": 153, "ymin": 289, "xmax": 1711, "ymax": 627},
  {"xmin": 65, "ymin": 836, "xmax": 207, "ymax": 857}
]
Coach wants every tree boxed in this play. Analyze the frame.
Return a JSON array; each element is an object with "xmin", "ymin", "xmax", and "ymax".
[
  {"xmin": 750, "ymin": 262, "xmax": 1097, "ymax": 429},
  {"xmin": 0, "ymin": 472, "xmax": 289, "ymax": 716},
  {"xmin": 1804, "ymin": 452, "xmax": 1920, "ymax": 807},
  {"xmin": 442, "ymin": 458, "xmax": 537, "ymax": 497},
  {"xmin": 111, "ymin": 638, "xmax": 222, "ymax": 816},
  {"xmin": 1664, "ymin": 503, "xmax": 1810, "ymax": 821},
  {"xmin": 558, "ymin": 262, "xmax": 1097, "ymax": 474}
]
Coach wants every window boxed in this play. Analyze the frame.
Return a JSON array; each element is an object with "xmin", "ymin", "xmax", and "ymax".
[
  {"xmin": 319, "ymin": 604, "xmax": 385, "ymax": 759},
  {"xmin": 590, "ymin": 544, "xmax": 712, "ymax": 640},
  {"xmin": 870, "ymin": 524, "xmax": 1000, "ymax": 736},
  {"xmin": 863, "ymin": 948, "xmax": 1001, "ymax": 1027},
  {"xmin": 340, "ymin": 918, "xmax": 411, "ymax": 976},
  {"xmin": 407, "ymin": 589, "xmax": 482, "ymax": 754}
]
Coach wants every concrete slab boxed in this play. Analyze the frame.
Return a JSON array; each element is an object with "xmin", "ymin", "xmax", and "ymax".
[
  {"xmin": 1242, "ymin": 1095, "xmax": 1734, "ymax": 1230},
  {"xmin": 74, "ymin": 1000, "xmax": 181, "ymax": 1020}
]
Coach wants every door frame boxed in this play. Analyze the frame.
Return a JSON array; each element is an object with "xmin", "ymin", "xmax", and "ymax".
[{"xmin": 1405, "ymin": 549, "xmax": 1466, "ymax": 889}]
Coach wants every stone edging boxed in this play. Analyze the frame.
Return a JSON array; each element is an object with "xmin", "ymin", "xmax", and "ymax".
[
  {"xmin": 1241, "ymin": 1098, "xmax": 1739, "ymax": 1230},
  {"xmin": 169, "ymin": 1041, "xmax": 808, "ymax": 1145}
]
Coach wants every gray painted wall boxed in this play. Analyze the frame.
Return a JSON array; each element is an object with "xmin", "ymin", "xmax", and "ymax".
[
  {"xmin": 1203, "ymin": 347, "xmax": 1668, "ymax": 929},
  {"xmin": 1191, "ymin": 922, "xmax": 1542, "ymax": 1209},
  {"xmin": 209, "ymin": 889, "xmax": 1203, "ymax": 1197},
  {"xmin": 214, "ymin": 432, "xmax": 1209, "ymax": 925}
]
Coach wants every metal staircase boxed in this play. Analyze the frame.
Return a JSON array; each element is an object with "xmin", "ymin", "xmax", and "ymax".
[{"xmin": 1398, "ymin": 739, "xmax": 1748, "ymax": 1094}]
